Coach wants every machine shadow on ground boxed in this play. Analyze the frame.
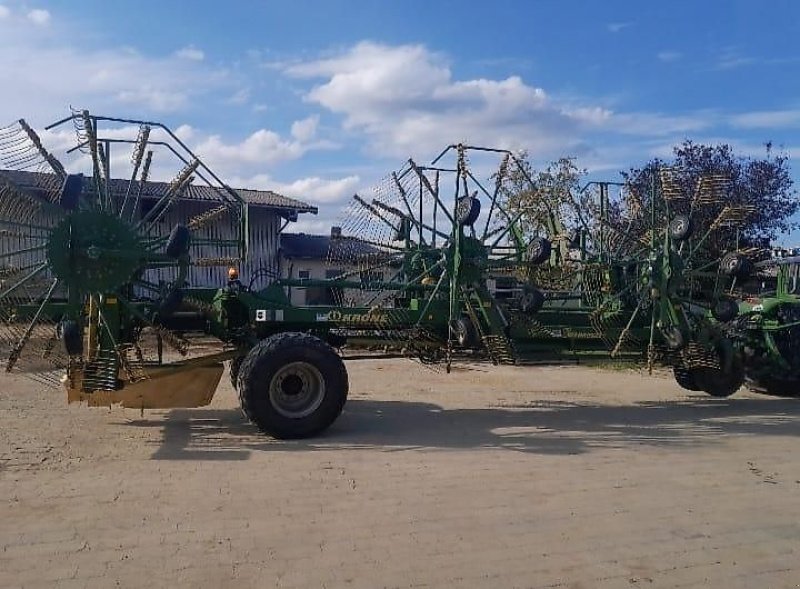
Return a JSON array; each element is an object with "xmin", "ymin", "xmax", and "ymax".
[{"xmin": 122, "ymin": 395, "xmax": 800, "ymax": 461}]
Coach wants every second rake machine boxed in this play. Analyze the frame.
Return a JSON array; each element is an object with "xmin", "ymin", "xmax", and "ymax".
[{"xmin": 510, "ymin": 166, "xmax": 761, "ymax": 397}]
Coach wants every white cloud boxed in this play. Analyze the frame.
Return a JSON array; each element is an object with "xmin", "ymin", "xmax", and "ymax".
[
  {"xmin": 613, "ymin": 111, "xmax": 713, "ymax": 136},
  {"xmin": 175, "ymin": 46, "xmax": 204, "ymax": 61},
  {"xmin": 174, "ymin": 124, "xmax": 194, "ymax": 141},
  {"xmin": 273, "ymin": 175, "xmax": 360, "ymax": 203},
  {"xmin": 227, "ymin": 88, "xmax": 250, "ymax": 105},
  {"xmin": 194, "ymin": 114, "xmax": 337, "ymax": 174},
  {"xmin": 657, "ymin": 51, "xmax": 682, "ymax": 63},
  {"xmin": 730, "ymin": 109, "xmax": 800, "ymax": 129},
  {"xmin": 0, "ymin": 5, "xmax": 10, "ymax": 19},
  {"xmin": 201, "ymin": 129, "xmax": 303, "ymax": 163},
  {"xmin": 285, "ymin": 218, "xmax": 336, "ymax": 234},
  {"xmin": 566, "ymin": 106, "xmax": 612, "ymax": 125},
  {"xmin": 607, "ymin": 22, "xmax": 632, "ymax": 33},
  {"xmin": 27, "ymin": 8, "xmax": 50, "ymax": 25},
  {"xmin": 116, "ymin": 86, "xmax": 188, "ymax": 111},
  {"xmin": 33, "ymin": 123, "xmax": 207, "ymax": 182},
  {"xmin": 0, "ymin": 19, "xmax": 231, "ymax": 118},
  {"xmin": 718, "ymin": 56, "xmax": 756, "ymax": 70},
  {"xmin": 196, "ymin": 127, "xmax": 318, "ymax": 169},
  {"xmin": 228, "ymin": 173, "xmax": 360, "ymax": 205},
  {"xmin": 285, "ymin": 42, "xmax": 613, "ymax": 157},
  {"xmin": 291, "ymin": 115, "xmax": 319, "ymax": 142},
  {"xmin": 715, "ymin": 48, "xmax": 756, "ymax": 70}
]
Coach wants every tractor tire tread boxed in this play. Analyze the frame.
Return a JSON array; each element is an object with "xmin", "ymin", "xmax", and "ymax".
[
  {"xmin": 673, "ymin": 366, "xmax": 702, "ymax": 391},
  {"xmin": 229, "ymin": 355, "xmax": 244, "ymax": 389},
  {"xmin": 237, "ymin": 332, "xmax": 348, "ymax": 439}
]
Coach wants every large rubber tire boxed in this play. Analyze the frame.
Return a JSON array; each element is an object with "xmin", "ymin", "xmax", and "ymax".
[
  {"xmin": 695, "ymin": 358, "xmax": 745, "ymax": 398},
  {"xmin": 165, "ymin": 224, "xmax": 191, "ymax": 258},
  {"xmin": 746, "ymin": 376, "xmax": 800, "ymax": 398},
  {"xmin": 673, "ymin": 366, "xmax": 702, "ymax": 391},
  {"xmin": 456, "ymin": 196, "xmax": 481, "ymax": 226},
  {"xmin": 518, "ymin": 285, "xmax": 545, "ymax": 314},
  {"xmin": 527, "ymin": 237, "xmax": 552, "ymax": 265},
  {"xmin": 229, "ymin": 355, "xmax": 244, "ymax": 389},
  {"xmin": 58, "ymin": 320, "xmax": 83, "ymax": 356},
  {"xmin": 237, "ymin": 332, "xmax": 348, "ymax": 439},
  {"xmin": 660, "ymin": 325, "xmax": 685, "ymax": 350},
  {"xmin": 720, "ymin": 252, "xmax": 751, "ymax": 278},
  {"xmin": 669, "ymin": 214, "xmax": 693, "ymax": 241},
  {"xmin": 451, "ymin": 316, "xmax": 476, "ymax": 348}
]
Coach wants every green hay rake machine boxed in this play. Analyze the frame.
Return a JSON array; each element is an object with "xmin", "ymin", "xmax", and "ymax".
[
  {"xmin": 0, "ymin": 111, "xmax": 788, "ymax": 440},
  {"xmin": 0, "ymin": 110, "xmax": 249, "ymax": 400},
  {"xmin": 499, "ymin": 166, "xmax": 763, "ymax": 397},
  {"xmin": 734, "ymin": 255, "xmax": 800, "ymax": 395},
  {"xmin": 0, "ymin": 116, "xmax": 552, "ymax": 438}
]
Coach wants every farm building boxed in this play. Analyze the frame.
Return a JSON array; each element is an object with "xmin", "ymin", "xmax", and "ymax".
[
  {"xmin": 279, "ymin": 227, "xmax": 382, "ymax": 306},
  {"xmin": 0, "ymin": 169, "xmax": 317, "ymax": 295}
]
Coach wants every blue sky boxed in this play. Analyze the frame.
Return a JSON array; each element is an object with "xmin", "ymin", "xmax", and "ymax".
[{"xmin": 1, "ymin": 0, "xmax": 799, "ymax": 241}]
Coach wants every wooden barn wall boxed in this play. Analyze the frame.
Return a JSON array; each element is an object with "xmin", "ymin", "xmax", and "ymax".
[
  {"xmin": 242, "ymin": 207, "xmax": 281, "ymax": 289},
  {"xmin": 0, "ymin": 210, "xmax": 62, "ymax": 300},
  {"xmin": 138, "ymin": 202, "xmax": 280, "ymax": 294}
]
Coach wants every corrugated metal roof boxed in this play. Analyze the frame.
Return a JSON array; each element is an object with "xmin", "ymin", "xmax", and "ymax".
[
  {"xmin": 232, "ymin": 187, "xmax": 317, "ymax": 213},
  {"xmin": 0, "ymin": 169, "xmax": 318, "ymax": 214},
  {"xmin": 281, "ymin": 232, "xmax": 380, "ymax": 261}
]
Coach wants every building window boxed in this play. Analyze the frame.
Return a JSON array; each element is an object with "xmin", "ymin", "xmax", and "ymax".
[{"xmin": 306, "ymin": 269, "xmax": 343, "ymax": 305}]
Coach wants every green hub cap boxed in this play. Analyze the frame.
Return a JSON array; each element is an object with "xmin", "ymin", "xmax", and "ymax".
[{"xmin": 47, "ymin": 210, "xmax": 146, "ymax": 292}]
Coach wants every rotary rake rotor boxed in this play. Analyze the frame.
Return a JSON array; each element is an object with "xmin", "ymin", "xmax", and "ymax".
[
  {"xmin": 330, "ymin": 144, "xmax": 554, "ymax": 369},
  {"xmin": 527, "ymin": 166, "xmax": 760, "ymax": 395},
  {"xmin": 0, "ymin": 110, "xmax": 246, "ymax": 399}
]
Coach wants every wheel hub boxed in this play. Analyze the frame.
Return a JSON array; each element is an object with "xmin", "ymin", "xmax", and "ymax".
[
  {"xmin": 269, "ymin": 361, "xmax": 326, "ymax": 419},
  {"xmin": 47, "ymin": 210, "xmax": 145, "ymax": 292},
  {"xmin": 281, "ymin": 374, "xmax": 304, "ymax": 396}
]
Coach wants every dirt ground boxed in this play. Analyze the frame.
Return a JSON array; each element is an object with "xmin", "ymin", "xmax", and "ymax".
[{"xmin": 1, "ymin": 359, "xmax": 798, "ymax": 589}]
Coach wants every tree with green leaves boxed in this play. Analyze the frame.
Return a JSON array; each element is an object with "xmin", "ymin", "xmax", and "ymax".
[
  {"xmin": 503, "ymin": 142, "xmax": 797, "ymax": 264},
  {"xmin": 622, "ymin": 141, "xmax": 798, "ymax": 256},
  {"xmin": 498, "ymin": 152, "xmax": 590, "ymax": 263}
]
